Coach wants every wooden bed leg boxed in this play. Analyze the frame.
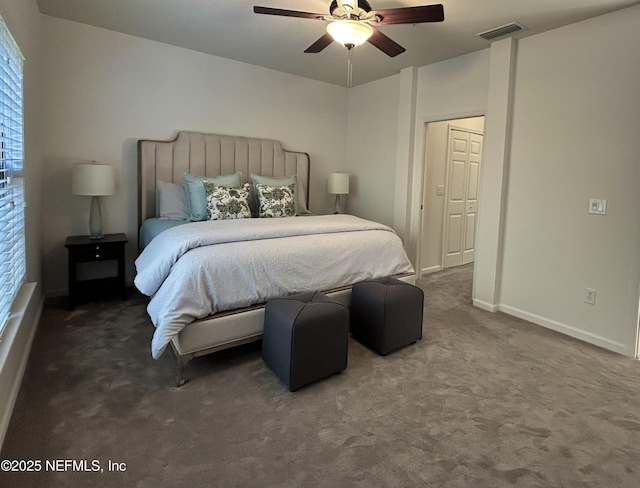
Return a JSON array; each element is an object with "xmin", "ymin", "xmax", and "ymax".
[{"xmin": 176, "ymin": 355, "xmax": 190, "ymax": 387}]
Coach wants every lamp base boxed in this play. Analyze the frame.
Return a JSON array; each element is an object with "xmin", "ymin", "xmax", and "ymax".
[
  {"xmin": 334, "ymin": 194, "xmax": 346, "ymax": 214},
  {"xmin": 89, "ymin": 195, "xmax": 104, "ymax": 239}
]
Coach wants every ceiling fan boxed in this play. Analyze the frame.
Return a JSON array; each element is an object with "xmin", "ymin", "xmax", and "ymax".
[{"xmin": 253, "ymin": 1, "xmax": 445, "ymax": 58}]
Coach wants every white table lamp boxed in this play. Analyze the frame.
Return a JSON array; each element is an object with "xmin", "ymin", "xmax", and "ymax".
[
  {"xmin": 328, "ymin": 172, "xmax": 350, "ymax": 214},
  {"xmin": 72, "ymin": 162, "xmax": 115, "ymax": 239}
]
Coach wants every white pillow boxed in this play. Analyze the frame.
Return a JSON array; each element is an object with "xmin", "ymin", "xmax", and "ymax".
[{"xmin": 157, "ymin": 181, "xmax": 189, "ymax": 220}]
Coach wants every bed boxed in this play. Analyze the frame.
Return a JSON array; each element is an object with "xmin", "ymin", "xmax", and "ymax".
[{"xmin": 135, "ymin": 131, "xmax": 415, "ymax": 385}]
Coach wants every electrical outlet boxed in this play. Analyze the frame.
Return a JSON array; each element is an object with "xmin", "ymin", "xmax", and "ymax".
[{"xmin": 585, "ymin": 288, "xmax": 596, "ymax": 305}]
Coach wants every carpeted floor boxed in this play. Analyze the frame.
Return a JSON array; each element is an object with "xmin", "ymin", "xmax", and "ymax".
[{"xmin": 2, "ymin": 264, "xmax": 640, "ymax": 487}]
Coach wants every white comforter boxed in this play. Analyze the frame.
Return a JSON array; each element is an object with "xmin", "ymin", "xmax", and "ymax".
[{"xmin": 135, "ymin": 214, "xmax": 414, "ymax": 358}]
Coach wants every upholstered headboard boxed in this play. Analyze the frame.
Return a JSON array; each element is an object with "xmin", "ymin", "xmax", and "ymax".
[{"xmin": 137, "ymin": 131, "xmax": 310, "ymax": 228}]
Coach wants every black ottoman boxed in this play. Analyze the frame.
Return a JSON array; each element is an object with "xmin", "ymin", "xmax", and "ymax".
[
  {"xmin": 350, "ymin": 277, "xmax": 424, "ymax": 355},
  {"xmin": 262, "ymin": 291, "xmax": 349, "ymax": 391}
]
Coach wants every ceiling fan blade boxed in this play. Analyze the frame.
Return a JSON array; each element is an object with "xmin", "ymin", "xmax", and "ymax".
[
  {"xmin": 253, "ymin": 6, "xmax": 322, "ymax": 20},
  {"xmin": 371, "ymin": 4, "xmax": 444, "ymax": 25},
  {"xmin": 367, "ymin": 29, "xmax": 405, "ymax": 57},
  {"xmin": 304, "ymin": 33, "xmax": 334, "ymax": 53}
]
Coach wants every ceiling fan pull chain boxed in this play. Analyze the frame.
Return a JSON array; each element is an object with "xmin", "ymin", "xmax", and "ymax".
[{"xmin": 347, "ymin": 47, "xmax": 353, "ymax": 87}]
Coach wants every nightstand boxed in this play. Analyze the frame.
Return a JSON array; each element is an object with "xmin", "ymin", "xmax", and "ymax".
[{"xmin": 65, "ymin": 233, "xmax": 128, "ymax": 310}]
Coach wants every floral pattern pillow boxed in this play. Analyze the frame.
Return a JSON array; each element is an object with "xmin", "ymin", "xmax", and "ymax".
[
  {"xmin": 203, "ymin": 182, "xmax": 252, "ymax": 220},
  {"xmin": 256, "ymin": 183, "xmax": 296, "ymax": 218}
]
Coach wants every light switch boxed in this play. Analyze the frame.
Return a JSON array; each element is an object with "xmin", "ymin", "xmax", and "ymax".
[
  {"xmin": 589, "ymin": 198, "xmax": 607, "ymax": 215},
  {"xmin": 436, "ymin": 185, "xmax": 444, "ymax": 196}
]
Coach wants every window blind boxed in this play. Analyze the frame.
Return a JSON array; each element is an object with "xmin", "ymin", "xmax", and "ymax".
[{"xmin": 0, "ymin": 16, "xmax": 24, "ymax": 333}]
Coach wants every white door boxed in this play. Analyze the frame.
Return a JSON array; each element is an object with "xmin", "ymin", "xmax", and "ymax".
[{"xmin": 443, "ymin": 128, "xmax": 483, "ymax": 268}]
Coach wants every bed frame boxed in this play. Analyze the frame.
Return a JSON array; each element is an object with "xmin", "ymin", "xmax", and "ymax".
[{"xmin": 138, "ymin": 131, "xmax": 413, "ymax": 386}]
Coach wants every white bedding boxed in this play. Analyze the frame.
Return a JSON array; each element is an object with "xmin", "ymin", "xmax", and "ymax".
[{"xmin": 134, "ymin": 214, "xmax": 414, "ymax": 359}]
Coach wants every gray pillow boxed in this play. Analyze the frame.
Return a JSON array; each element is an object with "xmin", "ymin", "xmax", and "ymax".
[
  {"xmin": 157, "ymin": 181, "xmax": 189, "ymax": 220},
  {"xmin": 183, "ymin": 172, "xmax": 242, "ymax": 221}
]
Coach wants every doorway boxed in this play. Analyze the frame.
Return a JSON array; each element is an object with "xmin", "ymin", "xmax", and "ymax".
[{"xmin": 418, "ymin": 116, "xmax": 485, "ymax": 278}]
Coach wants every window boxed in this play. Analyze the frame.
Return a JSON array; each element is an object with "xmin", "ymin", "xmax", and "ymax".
[{"xmin": 0, "ymin": 16, "xmax": 24, "ymax": 333}]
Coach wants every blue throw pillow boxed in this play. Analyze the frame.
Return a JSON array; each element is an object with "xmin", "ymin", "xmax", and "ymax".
[{"xmin": 183, "ymin": 172, "xmax": 242, "ymax": 221}]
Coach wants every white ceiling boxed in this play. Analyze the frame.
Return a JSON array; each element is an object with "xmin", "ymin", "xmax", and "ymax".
[{"xmin": 36, "ymin": 0, "xmax": 640, "ymax": 87}]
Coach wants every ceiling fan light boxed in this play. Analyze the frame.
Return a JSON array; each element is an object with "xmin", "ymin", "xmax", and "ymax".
[{"xmin": 326, "ymin": 20, "xmax": 373, "ymax": 47}]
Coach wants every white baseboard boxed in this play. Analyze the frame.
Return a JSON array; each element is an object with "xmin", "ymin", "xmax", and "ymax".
[
  {"xmin": 472, "ymin": 299, "xmax": 629, "ymax": 355},
  {"xmin": 472, "ymin": 298, "xmax": 500, "ymax": 313},
  {"xmin": 498, "ymin": 304, "xmax": 629, "ymax": 356},
  {"xmin": 420, "ymin": 265, "xmax": 442, "ymax": 278},
  {"xmin": 0, "ymin": 282, "xmax": 43, "ymax": 449}
]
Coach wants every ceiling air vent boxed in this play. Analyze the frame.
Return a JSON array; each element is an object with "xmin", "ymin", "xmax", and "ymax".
[{"xmin": 477, "ymin": 22, "xmax": 525, "ymax": 41}]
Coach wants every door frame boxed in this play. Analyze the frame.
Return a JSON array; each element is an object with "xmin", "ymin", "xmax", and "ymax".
[
  {"xmin": 441, "ymin": 125, "xmax": 484, "ymax": 269},
  {"xmin": 413, "ymin": 112, "xmax": 485, "ymax": 282}
]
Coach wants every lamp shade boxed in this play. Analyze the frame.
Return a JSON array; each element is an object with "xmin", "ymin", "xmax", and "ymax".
[
  {"xmin": 328, "ymin": 173, "xmax": 350, "ymax": 195},
  {"xmin": 72, "ymin": 163, "xmax": 115, "ymax": 196},
  {"xmin": 326, "ymin": 20, "xmax": 373, "ymax": 47}
]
